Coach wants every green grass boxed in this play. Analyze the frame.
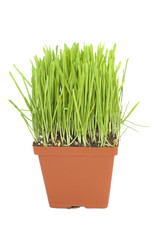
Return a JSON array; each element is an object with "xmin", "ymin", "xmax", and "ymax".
[{"xmin": 9, "ymin": 43, "xmax": 139, "ymax": 147}]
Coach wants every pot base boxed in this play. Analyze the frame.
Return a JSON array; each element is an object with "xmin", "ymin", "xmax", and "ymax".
[{"xmin": 50, "ymin": 204, "xmax": 108, "ymax": 209}]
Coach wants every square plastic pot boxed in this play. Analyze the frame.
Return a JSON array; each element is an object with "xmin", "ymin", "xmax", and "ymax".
[{"xmin": 33, "ymin": 146, "xmax": 118, "ymax": 208}]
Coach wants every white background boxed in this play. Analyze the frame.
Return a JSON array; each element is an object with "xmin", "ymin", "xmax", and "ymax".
[{"xmin": 0, "ymin": 0, "xmax": 161, "ymax": 239}]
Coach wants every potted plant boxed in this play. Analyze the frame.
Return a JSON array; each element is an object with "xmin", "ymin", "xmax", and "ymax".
[{"xmin": 9, "ymin": 43, "xmax": 139, "ymax": 208}]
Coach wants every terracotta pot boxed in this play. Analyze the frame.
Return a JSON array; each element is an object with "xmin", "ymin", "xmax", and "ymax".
[{"xmin": 33, "ymin": 146, "xmax": 118, "ymax": 208}]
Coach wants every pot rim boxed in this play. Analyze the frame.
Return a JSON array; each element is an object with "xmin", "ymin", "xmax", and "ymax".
[{"xmin": 33, "ymin": 143, "xmax": 118, "ymax": 156}]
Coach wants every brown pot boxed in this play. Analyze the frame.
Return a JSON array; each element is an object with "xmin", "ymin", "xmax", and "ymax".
[{"xmin": 33, "ymin": 146, "xmax": 118, "ymax": 208}]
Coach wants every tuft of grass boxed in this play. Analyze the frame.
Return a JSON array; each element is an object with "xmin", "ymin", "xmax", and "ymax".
[{"xmin": 9, "ymin": 43, "xmax": 140, "ymax": 147}]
